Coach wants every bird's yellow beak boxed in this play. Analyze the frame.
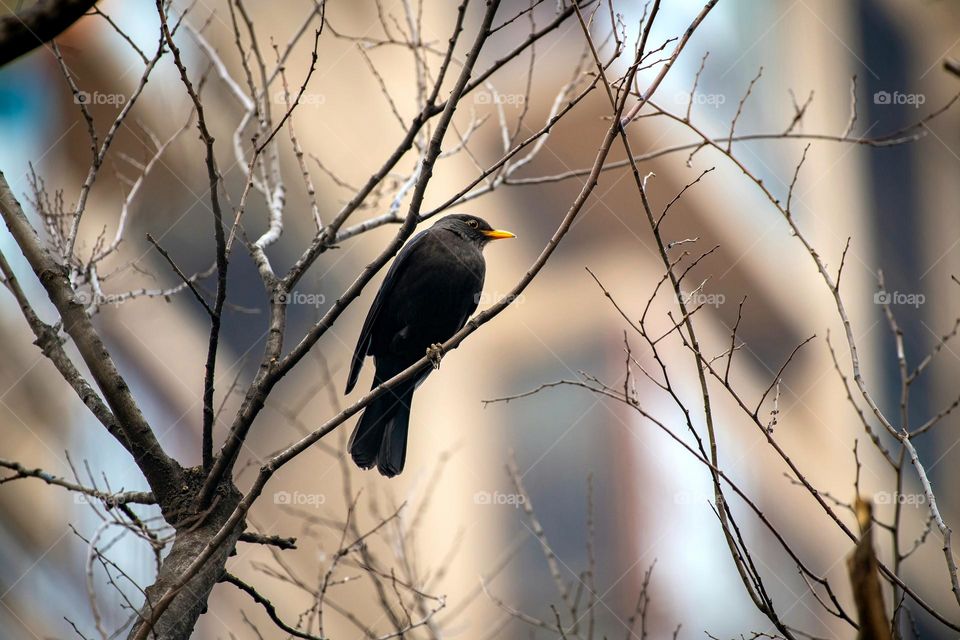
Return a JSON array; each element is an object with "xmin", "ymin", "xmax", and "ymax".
[{"xmin": 482, "ymin": 229, "xmax": 516, "ymax": 240}]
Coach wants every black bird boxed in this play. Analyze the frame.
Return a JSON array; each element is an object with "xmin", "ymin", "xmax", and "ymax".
[{"xmin": 344, "ymin": 214, "xmax": 515, "ymax": 477}]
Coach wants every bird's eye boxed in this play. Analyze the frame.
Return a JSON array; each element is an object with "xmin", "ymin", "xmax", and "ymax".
[{"xmin": 467, "ymin": 219, "xmax": 479, "ymax": 229}]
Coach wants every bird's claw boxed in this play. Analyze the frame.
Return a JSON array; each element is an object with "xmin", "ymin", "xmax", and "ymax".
[{"xmin": 426, "ymin": 343, "xmax": 444, "ymax": 370}]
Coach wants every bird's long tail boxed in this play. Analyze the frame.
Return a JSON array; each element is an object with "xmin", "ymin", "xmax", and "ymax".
[{"xmin": 348, "ymin": 377, "xmax": 415, "ymax": 477}]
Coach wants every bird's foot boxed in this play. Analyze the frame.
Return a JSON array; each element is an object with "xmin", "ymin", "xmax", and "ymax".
[{"xmin": 426, "ymin": 343, "xmax": 444, "ymax": 370}]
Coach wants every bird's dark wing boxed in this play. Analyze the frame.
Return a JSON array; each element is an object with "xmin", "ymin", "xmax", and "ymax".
[{"xmin": 345, "ymin": 229, "xmax": 429, "ymax": 394}]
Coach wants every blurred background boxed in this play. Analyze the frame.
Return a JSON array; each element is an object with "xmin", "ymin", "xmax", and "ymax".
[{"xmin": 0, "ymin": 0, "xmax": 959, "ymax": 638}]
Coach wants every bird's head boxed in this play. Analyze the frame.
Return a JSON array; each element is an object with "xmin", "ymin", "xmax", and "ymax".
[{"xmin": 434, "ymin": 214, "xmax": 516, "ymax": 247}]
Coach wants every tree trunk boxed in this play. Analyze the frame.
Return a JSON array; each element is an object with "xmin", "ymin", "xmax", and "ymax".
[{"xmin": 128, "ymin": 475, "xmax": 244, "ymax": 639}]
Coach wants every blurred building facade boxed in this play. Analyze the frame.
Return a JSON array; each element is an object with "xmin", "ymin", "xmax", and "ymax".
[{"xmin": 0, "ymin": 0, "xmax": 958, "ymax": 638}]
